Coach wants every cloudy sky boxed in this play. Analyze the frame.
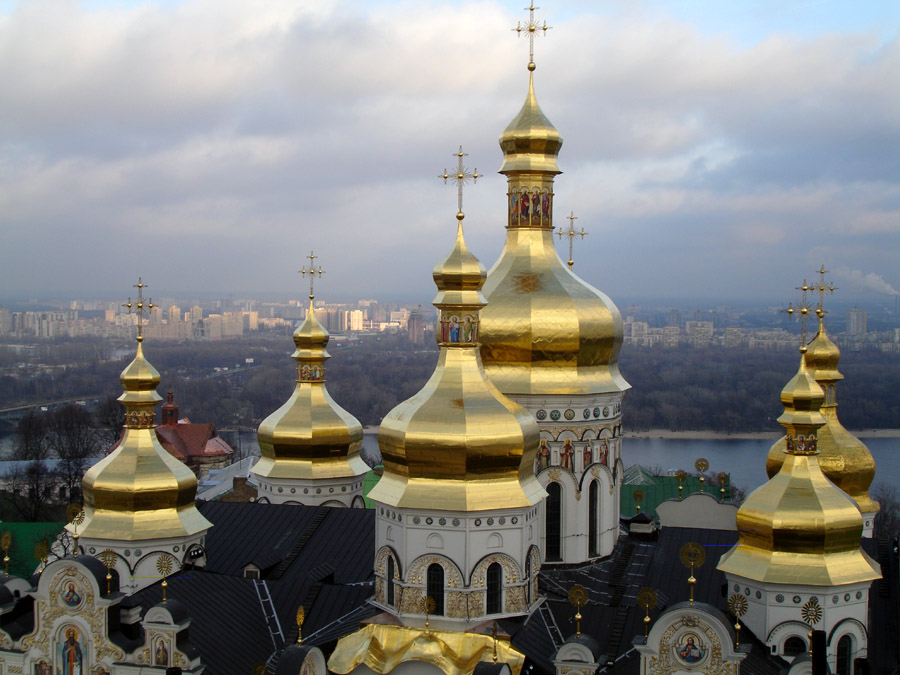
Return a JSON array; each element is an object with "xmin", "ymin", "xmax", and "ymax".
[{"xmin": 1, "ymin": 0, "xmax": 898, "ymax": 304}]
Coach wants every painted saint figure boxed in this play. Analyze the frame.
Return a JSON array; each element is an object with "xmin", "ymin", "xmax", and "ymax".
[
  {"xmin": 59, "ymin": 627, "xmax": 83, "ymax": 675},
  {"xmin": 678, "ymin": 636, "xmax": 703, "ymax": 663},
  {"xmin": 448, "ymin": 317, "xmax": 460, "ymax": 342},
  {"xmin": 542, "ymin": 191, "xmax": 551, "ymax": 220},
  {"xmin": 531, "ymin": 190, "xmax": 541, "ymax": 225},
  {"xmin": 537, "ymin": 439, "xmax": 551, "ymax": 472},
  {"xmin": 462, "ymin": 316, "xmax": 475, "ymax": 343},
  {"xmin": 155, "ymin": 638, "xmax": 169, "ymax": 666},
  {"xmin": 62, "ymin": 582, "xmax": 81, "ymax": 607},
  {"xmin": 520, "ymin": 189, "xmax": 530, "ymax": 221},
  {"xmin": 598, "ymin": 438, "xmax": 609, "ymax": 466},
  {"xmin": 560, "ymin": 439, "xmax": 574, "ymax": 472},
  {"xmin": 509, "ymin": 192, "xmax": 519, "ymax": 225},
  {"xmin": 582, "ymin": 445, "xmax": 592, "ymax": 471}
]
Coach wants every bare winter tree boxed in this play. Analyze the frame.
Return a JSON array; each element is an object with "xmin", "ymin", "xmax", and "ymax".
[
  {"xmin": 49, "ymin": 405, "xmax": 100, "ymax": 503},
  {"xmin": 94, "ymin": 395, "xmax": 125, "ymax": 449},
  {"xmin": 6, "ymin": 411, "xmax": 54, "ymax": 521},
  {"xmin": 872, "ymin": 482, "xmax": 900, "ymax": 541}
]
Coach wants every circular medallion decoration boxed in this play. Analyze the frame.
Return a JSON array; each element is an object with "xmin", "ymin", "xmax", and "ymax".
[
  {"xmin": 550, "ymin": 410, "xmax": 561, "ymax": 421},
  {"xmin": 744, "ymin": 587, "xmax": 750, "ymax": 596},
  {"xmin": 844, "ymin": 593, "xmax": 851, "ymax": 601},
  {"xmin": 398, "ymin": 515, "xmax": 402, "ymax": 522},
  {"xmin": 316, "ymin": 488, "xmax": 321, "ymax": 494},
  {"xmin": 499, "ymin": 517, "xmax": 506, "ymax": 525},
  {"xmin": 89, "ymin": 547, "xmax": 96, "ymax": 554},
  {"xmin": 487, "ymin": 518, "xmax": 494, "ymax": 525},
  {"xmin": 425, "ymin": 517, "xmax": 433, "ymax": 525},
  {"xmin": 124, "ymin": 549, "xmax": 131, "ymax": 556},
  {"xmin": 329, "ymin": 488, "xmax": 334, "ymax": 493},
  {"xmin": 291, "ymin": 488, "xmax": 296, "ymax": 494},
  {"xmin": 856, "ymin": 591, "xmax": 862, "ymax": 599},
  {"xmin": 536, "ymin": 409, "xmax": 547, "ymax": 421},
  {"xmin": 602, "ymin": 406, "xmax": 610, "ymax": 418},
  {"xmin": 673, "ymin": 631, "xmax": 707, "ymax": 666},
  {"xmin": 438, "ymin": 518, "xmax": 446, "ymax": 526},
  {"xmin": 60, "ymin": 581, "xmax": 84, "ymax": 608},
  {"xmin": 734, "ymin": 584, "xmax": 740, "ymax": 592},
  {"xmin": 413, "ymin": 517, "xmax": 421, "ymax": 525},
  {"xmin": 775, "ymin": 594, "xmax": 784, "ymax": 603},
  {"xmin": 304, "ymin": 489, "xmax": 309, "ymax": 494},
  {"xmin": 564, "ymin": 409, "xmax": 575, "ymax": 420},
  {"xmin": 135, "ymin": 549, "xmax": 142, "ymax": 556},
  {"xmin": 511, "ymin": 517, "xmax": 518, "ymax": 524},
  {"xmin": 755, "ymin": 590, "xmax": 762, "ymax": 599},
  {"xmin": 593, "ymin": 407, "xmax": 601, "ymax": 418},
  {"xmin": 793, "ymin": 595, "xmax": 802, "ymax": 604},
  {"xmin": 452, "ymin": 519, "xmax": 460, "ymax": 527},
  {"xmin": 583, "ymin": 409, "xmax": 591, "ymax": 419},
  {"xmin": 278, "ymin": 487, "xmax": 283, "ymax": 493},
  {"xmin": 833, "ymin": 595, "xmax": 839, "ymax": 604},
  {"xmin": 341, "ymin": 486, "xmax": 346, "ymax": 492},
  {"xmin": 474, "ymin": 519, "xmax": 482, "ymax": 526}
]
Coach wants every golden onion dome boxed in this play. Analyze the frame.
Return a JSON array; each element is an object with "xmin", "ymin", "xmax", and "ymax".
[
  {"xmin": 370, "ymin": 221, "xmax": 545, "ymax": 512},
  {"xmin": 766, "ymin": 319, "xmax": 879, "ymax": 514},
  {"xmin": 79, "ymin": 339, "xmax": 211, "ymax": 541},
  {"xmin": 479, "ymin": 73, "xmax": 629, "ymax": 396},
  {"xmin": 718, "ymin": 352, "xmax": 880, "ymax": 586},
  {"xmin": 253, "ymin": 301, "xmax": 367, "ymax": 481}
]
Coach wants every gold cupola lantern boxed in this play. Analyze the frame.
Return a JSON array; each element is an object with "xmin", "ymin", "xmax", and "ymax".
[
  {"xmin": 717, "ymin": 348, "xmax": 880, "ymax": 586},
  {"xmin": 766, "ymin": 313, "xmax": 879, "ymax": 517},
  {"xmin": 370, "ymin": 149, "xmax": 545, "ymax": 512},
  {"xmin": 479, "ymin": 17, "xmax": 629, "ymax": 397},
  {"xmin": 253, "ymin": 253, "xmax": 367, "ymax": 484},
  {"xmin": 79, "ymin": 280, "xmax": 211, "ymax": 542}
]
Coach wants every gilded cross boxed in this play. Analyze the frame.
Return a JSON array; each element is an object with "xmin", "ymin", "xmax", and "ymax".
[
  {"xmin": 513, "ymin": 3, "xmax": 551, "ymax": 71},
  {"xmin": 783, "ymin": 278, "xmax": 814, "ymax": 348},
  {"xmin": 299, "ymin": 251, "xmax": 324, "ymax": 300},
  {"xmin": 123, "ymin": 277, "xmax": 154, "ymax": 343},
  {"xmin": 813, "ymin": 264, "xmax": 837, "ymax": 323},
  {"xmin": 440, "ymin": 146, "xmax": 480, "ymax": 222},
  {"xmin": 556, "ymin": 212, "xmax": 587, "ymax": 269}
]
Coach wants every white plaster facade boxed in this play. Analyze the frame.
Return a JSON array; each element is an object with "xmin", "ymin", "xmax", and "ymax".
[
  {"xmin": 723, "ymin": 575, "xmax": 871, "ymax": 670},
  {"xmin": 656, "ymin": 493, "xmax": 738, "ymax": 531},
  {"xmin": 511, "ymin": 392, "xmax": 625, "ymax": 564},
  {"xmin": 370, "ymin": 502, "xmax": 542, "ymax": 631},
  {"xmin": 253, "ymin": 471, "xmax": 366, "ymax": 508}
]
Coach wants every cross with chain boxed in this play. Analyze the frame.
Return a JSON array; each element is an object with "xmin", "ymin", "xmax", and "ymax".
[
  {"xmin": 813, "ymin": 264, "xmax": 837, "ymax": 322},
  {"xmin": 783, "ymin": 278, "xmax": 814, "ymax": 348},
  {"xmin": 123, "ymin": 277, "xmax": 154, "ymax": 342},
  {"xmin": 440, "ymin": 146, "xmax": 480, "ymax": 222},
  {"xmin": 556, "ymin": 211, "xmax": 587, "ymax": 269},
  {"xmin": 513, "ymin": 3, "xmax": 551, "ymax": 72},
  {"xmin": 299, "ymin": 251, "xmax": 324, "ymax": 300}
]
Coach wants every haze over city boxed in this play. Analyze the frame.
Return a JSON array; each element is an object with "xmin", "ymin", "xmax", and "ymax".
[{"xmin": 1, "ymin": 0, "xmax": 898, "ymax": 303}]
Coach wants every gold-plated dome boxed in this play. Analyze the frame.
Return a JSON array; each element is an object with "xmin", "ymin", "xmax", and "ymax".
[
  {"xmin": 480, "ymin": 73, "xmax": 629, "ymax": 396},
  {"xmin": 79, "ymin": 341, "xmax": 211, "ymax": 541},
  {"xmin": 370, "ymin": 222, "xmax": 545, "ymax": 511},
  {"xmin": 254, "ymin": 302, "xmax": 367, "ymax": 481},
  {"xmin": 718, "ymin": 352, "xmax": 880, "ymax": 586},
  {"xmin": 766, "ymin": 318, "xmax": 879, "ymax": 514}
]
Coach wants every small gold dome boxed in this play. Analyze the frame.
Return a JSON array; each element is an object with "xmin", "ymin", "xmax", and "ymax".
[
  {"xmin": 254, "ymin": 302, "xmax": 367, "ymax": 481},
  {"xmin": 718, "ymin": 353, "xmax": 880, "ymax": 586},
  {"xmin": 499, "ymin": 73, "xmax": 563, "ymax": 174},
  {"xmin": 370, "ymin": 223, "xmax": 545, "ymax": 511},
  {"xmin": 766, "ymin": 321, "xmax": 879, "ymax": 514},
  {"xmin": 80, "ymin": 342, "xmax": 211, "ymax": 541}
]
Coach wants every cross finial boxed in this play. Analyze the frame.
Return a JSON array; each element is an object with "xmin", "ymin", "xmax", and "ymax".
[
  {"xmin": 123, "ymin": 277, "xmax": 154, "ymax": 343},
  {"xmin": 513, "ymin": 3, "xmax": 551, "ymax": 72},
  {"xmin": 783, "ymin": 278, "xmax": 814, "ymax": 349},
  {"xmin": 440, "ymin": 146, "xmax": 480, "ymax": 223},
  {"xmin": 813, "ymin": 264, "xmax": 837, "ymax": 325},
  {"xmin": 556, "ymin": 211, "xmax": 587, "ymax": 269},
  {"xmin": 299, "ymin": 251, "xmax": 325, "ymax": 301}
]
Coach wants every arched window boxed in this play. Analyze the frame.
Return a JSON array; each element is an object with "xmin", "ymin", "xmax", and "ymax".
[
  {"xmin": 525, "ymin": 555, "xmax": 533, "ymax": 606},
  {"xmin": 546, "ymin": 482, "xmax": 562, "ymax": 562},
  {"xmin": 784, "ymin": 636, "xmax": 806, "ymax": 657},
  {"xmin": 588, "ymin": 480, "xmax": 599, "ymax": 557},
  {"xmin": 486, "ymin": 563, "xmax": 502, "ymax": 614},
  {"xmin": 427, "ymin": 563, "xmax": 444, "ymax": 616},
  {"xmin": 387, "ymin": 557, "xmax": 395, "ymax": 607},
  {"xmin": 836, "ymin": 635, "xmax": 852, "ymax": 675}
]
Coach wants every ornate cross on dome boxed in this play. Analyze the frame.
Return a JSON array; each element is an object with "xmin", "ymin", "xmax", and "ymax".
[
  {"xmin": 123, "ymin": 277, "xmax": 154, "ymax": 343},
  {"xmin": 300, "ymin": 251, "xmax": 325, "ymax": 300},
  {"xmin": 556, "ymin": 211, "xmax": 587, "ymax": 269},
  {"xmin": 783, "ymin": 278, "xmax": 814, "ymax": 349},
  {"xmin": 813, "ymin": 264, "xmax": 837, "ymax": 321},
  {"xmin": 440, "ymin": 146, "xmax": 480, "ymax": 222},
  {"xmin": 513, "ymin": 3, "xmax": 551, "ymax": 71}
]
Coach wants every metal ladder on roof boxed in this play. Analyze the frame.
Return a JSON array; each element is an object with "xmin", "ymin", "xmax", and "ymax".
[
  {"xmin": 539, "ymin": 604, "xmax": 565, "ymax": 647},
  {"xmin": 254, "ymin": 578, "xmax": 285, "ymax": 651}
]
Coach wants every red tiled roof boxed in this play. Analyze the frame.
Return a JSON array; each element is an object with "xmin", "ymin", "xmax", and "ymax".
[{"xmin": 154, "ymin": 421, "xmax": 234, "ymax": 460}]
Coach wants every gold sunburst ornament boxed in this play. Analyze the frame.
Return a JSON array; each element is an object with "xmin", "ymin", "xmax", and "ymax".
[
  {"xmin": 637, "ymin": 587, "xmax": 658, "ymax": 639},
  {"xmin": 156, "ymin": 554, "xmax": 174, "ymax": 604},
  {"xmin": 100, "ymin": 549, "xmax": 117, "ymax": 594},
  {"xmin": 680, "ymin": 542, "xmax": 706, "ymax": 606},
  {"xmin": 801, "ymin": 597, "xmax": 822, "ymax": 657},
  {"xmin": 67, "ymin": 504, "xmax": 85, "ymax": 552},
  {"xmin": 34, "ymin": 539, "xmax": 50, "ymax": 573},
  {"xmin": 296, "ymin": 606, "xmax": 305, "ymax": 645},
  {"xmin": 717, "ymin": 472, "xmax": 729, "ymax": 502},
  {"xmin": 674, "ymin": 469, "xmax": 687, "ymax": 499},
  {"xmin": 727, "ymin": 594, "xmax": 748, "ymax": 648},
  {"xmin": 421, "ymin": 595, "xmax": 436, "ymax": 630},
  {"xmin": 632, "ymin": 489, "xmax": 644, "ymax": 513},
  {"xmin": 1, "ymin": 531, "xmax": 11, "ymax": 578},
  {"xmin": 568, "ymin": 584, "xmax": 588, "ymax": 637},
  {"xmin": 694, "ymin": 458, "xmax": 709, "ymax": 493}
]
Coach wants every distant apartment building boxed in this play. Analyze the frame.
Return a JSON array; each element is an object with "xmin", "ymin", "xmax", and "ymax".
[
  {"xmin": 685, "ymin": 320, "xmax": 714, "ymax": 348},
  {"xmin": 0, "ymin": 307, "xmax": 10, "ymax": 336},
  {"xmin": 847, "ymin": 308, "xmax": 867, "ymax": 335},
  {"xmin": 407, "ymin": 308, "xmax": 426, "ymax": 345}
]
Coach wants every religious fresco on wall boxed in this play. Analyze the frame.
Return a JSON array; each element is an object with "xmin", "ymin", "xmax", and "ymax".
[
  {"xmin": 674, "ymin": 632, "xmax": 706, "ymax": 665},
  {"xmin": 60, "ymin": 582, "xmax": 82, "ymax": 608},
  {"xmin": 536, "ymin": 439, "xmax": 551, "ymax": 473},
  {"xmin": 58, "ymin": 626, "xmax": 84, "ymax": 675},
  {"xmin": 33, "ymin": 661, "xmax": 51, "ymax": 675},
  {"xmin": 559, "ymin": 438, "xmax": 575, "ymax": 472},
  {"xmin": 786, "ymin": 433, "xmax": 817, "ymax": 453},
  {"xmin": 440, "ymin": 313, "xmax": 478, "ymax": 345},
  {"xmin": 154, "ymin": 638, "xmax": 168, "ymax": 667},
  {"xmin": 508, "ymin": 188, "xmax": 552, "ymax": 227},
  {"xmin": 299, "ymin": 364, "xmax": 324, "ymax": 382},
  {"xmin": 597, "ymin": 437, "xmax": 609, "ymax": 466}
]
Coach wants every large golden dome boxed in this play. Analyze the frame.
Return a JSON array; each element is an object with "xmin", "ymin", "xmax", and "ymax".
[
  {"xmin": 254, "ymin": 302, "xmax": 367, "ymax": 481},
  {"xmin": 479, "ymin": 73, "xmax": 629, "ymax": 396},
  {"xmin": 80, "ymin": 340, "xmax": 211, "ymax": 541},
  {"xmin": 718, "ymin": 352, "xmax": 880, "ymax": 586},
  {"xmin": 766, "ymin": 319, "xmax": 878, "ymax": 514},
  {"xmin": 370, "ymin": 221, "xmax": 545, "ymax": 512}
]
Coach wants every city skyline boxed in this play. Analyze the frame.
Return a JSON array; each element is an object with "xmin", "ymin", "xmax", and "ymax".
[{"xmin": 1, "ymin": 0, "xmax": 898, "ymax": 302}]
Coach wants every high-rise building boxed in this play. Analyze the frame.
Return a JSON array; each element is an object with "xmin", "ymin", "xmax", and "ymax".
[{"xmin": 847, "ymin": 308, "xmax": 867, "ymax": 335}]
